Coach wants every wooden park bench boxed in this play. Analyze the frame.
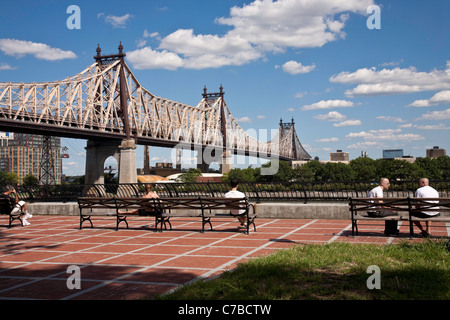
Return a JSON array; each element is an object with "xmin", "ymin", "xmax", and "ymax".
[
  {"xmin": 407, "ymin": 197, "xmax": 450, "ymax": 237},
  {"xmin": 0, "ymin": 197, "xmax": 23, "ymax": 228},
  {"xmin": 349, "ymin": 197, "xmax": 450, "ymax": 238},
  {"xmin": 77, "ymin": 196, "xmax": 257, "ymax": 234},
  {"xmin": 155, "ymin": 197, "xmax": 256, "ymax": 234},
  {"xmin": 113, "ymin": 197, "xmax": 170, "ymax": 232},
  {"xmin": 77, "ymin": 197, "xmax": 117, "ymax": 230}
]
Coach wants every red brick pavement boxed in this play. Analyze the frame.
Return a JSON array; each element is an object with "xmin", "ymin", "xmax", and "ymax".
[{"xmin": 0, "ymin": 215, "xmax": 448, "ymax": 300}]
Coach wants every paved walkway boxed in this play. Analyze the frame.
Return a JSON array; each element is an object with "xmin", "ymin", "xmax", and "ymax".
[{"xmin": 0, "ymin": 215, "xmax": 448, "ymax": 300}]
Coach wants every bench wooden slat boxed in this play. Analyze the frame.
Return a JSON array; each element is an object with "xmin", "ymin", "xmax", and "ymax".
[{"xmin": 352, "ymin": 214, "xmax": 405, "ymax": 221}]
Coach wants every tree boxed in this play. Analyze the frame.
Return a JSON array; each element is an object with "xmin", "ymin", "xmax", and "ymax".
[
  {"xmin": 375, "ymin": 159, "xmax": 419, "ymax": 181},
  {"xmin": 293, "ymin": 165, "xmax": 314, "ymax": 182},
  {"xmin": 223, "ymin": 168, "xmax": 258, "ymax": 183},
  {"xmin": 435, "ymin": 156, "xmax": 450, "ymax": 179},
  {"xmin": 323, "ymin": 162, "xmax": 355, "ymax": 181},
  {"xmin": 258, "ymin": 160, "xmax": 294, "ymax": 182},
  {"xmin": 414, "ymin": 157, "xmax": 442, "ymax": 179},
  {"xmin": 349, "ymin": 157, "xmax": 377, "ymax": 181},
  {"xmin": 303, "ymin": 160, "xmax": 325, "ymax": 181},
  {"xmin": 0, "ymin": 171, "xmax": 19, "ymax": 186},
  {"xmin": 71, "ymin": 175, "xmax": 85, "ymax": 184},
  {"xmin": 435, "ymin": 156, "xmax": 449, "ymax": 179},
  {"xmin": 178, "ymin": 168, "xmax": 202, "ymax": 183},
  {"xmin": 22, "ymin": 174, "xmax": 39, "ymax": 186}
]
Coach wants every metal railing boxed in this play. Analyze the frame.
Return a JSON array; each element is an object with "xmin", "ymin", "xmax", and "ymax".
[{"xmin": 14, "ymin": 180, "xmax": 450, "ymax": 204}]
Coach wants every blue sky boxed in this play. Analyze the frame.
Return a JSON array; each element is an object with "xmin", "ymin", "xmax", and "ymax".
[{"xmin": 1, "ymin": 0, "xmax": 449, "ymax": 176}]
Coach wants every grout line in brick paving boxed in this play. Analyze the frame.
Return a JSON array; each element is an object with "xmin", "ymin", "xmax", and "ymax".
[
  {"xmin": 166, "ymin": 219, "xmax": 319, "ymax": 294},
  {"xmin": 0, "ymin": 217, "xmax": 203, "ymax": 296},
  {"xmin": 61, "ymin": 218, "xmax": 280, "ymax": 300}
]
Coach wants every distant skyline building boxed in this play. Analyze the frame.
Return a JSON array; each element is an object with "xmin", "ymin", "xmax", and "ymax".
[
  {"xmin": 0, "ymin": 132, "xmax": 61, "ymax": 184},
  {"xmin": 426, "ymin": 146, "xmax": 446, "ymax": 158},
  {"xmin": 330, "ymin": 150, "xmax": 349, "ymax": 162},
  {"xmin": 383, "ymin": 149, "xmax": 403, "ymax": 159}
]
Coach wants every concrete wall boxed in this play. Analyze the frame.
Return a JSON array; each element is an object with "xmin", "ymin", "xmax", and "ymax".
[
  {"xmin": 26, "ymin": 201, "xmax": 449, "ymax": 220},
  {"xmin": 254, "ymin": 202, "xmax": 349, "ymax": 219},
  {"xmin": 27, "ymin": 202, "xmax": 350, "ymax": 219},
  {"xmin": 28, "ymin": 203, "xmax": 114, "ymax": 217}
]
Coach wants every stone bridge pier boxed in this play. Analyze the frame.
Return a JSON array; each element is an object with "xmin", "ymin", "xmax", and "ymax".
[
  {"xmin": 196, "ymin": 147, "xmax": 232, "ymax": 174},
  {"xmin": 84, "ymin": 139, "xmax": 137, "ymax": 185}
]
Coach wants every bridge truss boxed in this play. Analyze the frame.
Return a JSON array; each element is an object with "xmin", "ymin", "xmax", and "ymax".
[{"xmin": 0, "ymin": 44, "xmax": 311, "ymax": 162}]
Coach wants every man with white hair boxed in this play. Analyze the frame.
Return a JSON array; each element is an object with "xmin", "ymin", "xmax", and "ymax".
[
  {"xmin": 367, "ymin": 177, "xmax": 399, "ymax": 236},
  {"xmin": 412, "ymin": 178, "xmax": 439, "ymax": 237}
]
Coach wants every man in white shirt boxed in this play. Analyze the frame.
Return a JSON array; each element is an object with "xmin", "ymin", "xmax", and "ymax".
[
  {"xmin": 412, "ymin": 178, "xmax": 439, "ymax": 237},
  {"xmin": 224, "ymin": 179, "xmax": 246, "ymax": 226},
  {"xmin": 367, "ymin": 177, "xmax": 399, "ymax": 235}
]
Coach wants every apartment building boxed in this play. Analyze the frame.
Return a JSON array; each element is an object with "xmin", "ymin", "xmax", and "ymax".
[{"xmin": 0, "ymin": 132, "xmax": 61, "ymax": 184}]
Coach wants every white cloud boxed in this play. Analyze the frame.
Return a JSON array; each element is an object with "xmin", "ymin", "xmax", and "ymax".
[
  {"xmin": 158, "ymin": 29, "xmax": 262, "ymax": 69},
  {"xmin": 408, "ymin": 100, "xmax": 431, "ymax": 108},
  {"xmin": 257, "ymin": 115, "xmax": 266, "ymax": 119},
  {"xmin": 0, "ymin": 39, "xmax": 76, "ymax": 61},
  {"xmin": 0, "ymin": 63, "xmax": 16, "ymax": 70},
  {"xmin": 314, "ymin": 111, "xmax": 346, "ymax": 121},
  {"xmin": 347, "ymin": 141, "xmax": 381, "ymax": 149},
  {"xmin": 130, "ymin": 0, "xmax": 373, "ymax": 70},
  {"xmin": 136, "ymin": 30, "xmax": 161, "ymax": 49},
  {"xmin": 302, "ymin": 99, "xmax": 354, "ymax": 111},
  {"xmin": 282, "ymin": 60, "xmax": 315, "ymax": 75},
  {"xmin": 295, "ymin": 92, "xmax": 307, "ymax": 98},
  {"xmin": 160, "ymin": 29, "xmax": 251, "ymax": 57},
  {"xmin": 414, "ymin": 124, "xmax": 450, "ymax": 130},
  {"xmin": 236, "ymin": 116, "xmax": 252, "ymax": 123},
  {"xmin": 408, "ymin": 90, "xmax": 450, "ymax": 107},
  {"xmin": 346, "ymin": 129, "xmax": 425, "ymax": 141},
  {"xmin": 417, "ymin": 108, "xmax": 450, "ymax": 121},
  {"xmin": 184, "ymin": 53, "xmax": 259, "ymax": 70},
  {"xmin": 379, "ymin": 60, "xmax": 403, "ymax": 67},
  {"xmin": 143, "ymin": 30, "xmax": 159, "ymax": 38},
  {"xmin": 333, "ymin": 119, "xmax": 361, "ymax": 127},
  {"xmin": 99, "ymin": 13, "xmax": 134, "ymax": 28},
  {"xmin": 127, "ymin": 47, "xmax": 183, "ymax": 70},
  {"xmin": 376, "ymin": 116, "xmax": 406, "ymax": 123},
  {"xmin": 330, "ymin": 61, "xmax": 450, "ymax": 97},
  {"xmin": 316, "ymin": 137, "xmax": 339, "ymax": 143},
  {"xmin": 217, "ymin": 0, "xmax": 372, "ymax": 51},
  {"xmin": 136, "ymin": 39, "xmax": 147, "ymax": 48}
]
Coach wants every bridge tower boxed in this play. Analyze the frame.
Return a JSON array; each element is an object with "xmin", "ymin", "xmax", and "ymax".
[
  {"xmin": 85, "ymin": 43, "xmax": 137, "ymax": 185},
  {"xmin": 279, "ymin": 118, "xmax": 312, "ymax": 164},
  {"xmin": 197, "ymin": 86, "xmax": 232, "ymax": 174}
]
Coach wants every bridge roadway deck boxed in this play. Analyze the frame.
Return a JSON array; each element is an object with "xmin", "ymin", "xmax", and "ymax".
[{"xmin": 1, "ymin": 210, "xmax": 449, "ymax": 301}]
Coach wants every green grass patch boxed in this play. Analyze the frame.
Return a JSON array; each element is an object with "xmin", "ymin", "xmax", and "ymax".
[{"xmin": 155, "ymin": 240, "xmax": 449, "ymax": 300}]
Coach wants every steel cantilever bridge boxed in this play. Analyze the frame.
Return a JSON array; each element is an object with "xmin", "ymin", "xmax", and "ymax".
[{"xmin": 0, "ymin": 43, "xmax": 311, "ymax": 180}]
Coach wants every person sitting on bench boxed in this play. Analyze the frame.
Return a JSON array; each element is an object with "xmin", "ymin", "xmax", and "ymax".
[
  {"xmin": 224, "ymin": 179, "xmax": 247, "ymax": 227},
  {"xmin": 367, "ymin": 177, "xmax": 399, "ymax": 236},
  {"xmin": 118, "ymin": 184, "xmax": 159, "ymax": 215},
  {"xmin": 1, "ymin": 185, "xmax": 32, "ymax": 226},
  {"xmin": 412, "ymin": 178, "xmax": 439, "ymax": 238}
]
